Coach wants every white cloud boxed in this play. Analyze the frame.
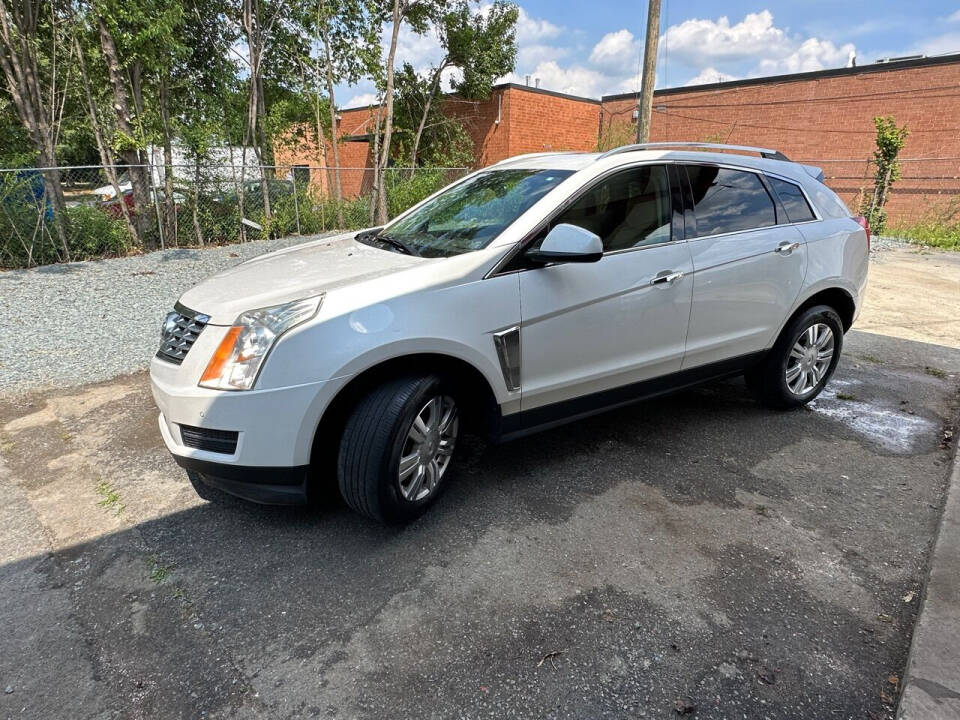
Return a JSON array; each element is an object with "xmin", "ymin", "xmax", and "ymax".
[
  {"xmin": 949, "ymin": 9, "xmax": 960, "ymax": 22},
  {"xmin": 663, "ymin": 11, "xmax": 789, "ymax": 65},
  {"xmin": 920, "ymin": 32, "xmax": 960, "ymax": 56},
  {"xmin": 501, "ymin": 61, "xmax": 607, "ymax": 98},
  {"xmin": 515, "ymin": 6, "xmax": 562, "ymax": 43},
  {"xmin": 589, "ymin": 29, "xmax": 640, "ymax": 73},
  {"xmin": 661, "ymin": 11, "xmax": 856, "ymax": 83},
  {"xmin": 756, "ymin": 37, "xmax": 855, "ymax": 75},
  {"xmin": 342, "ymin": 92, "xmax": 379, "ymax": 109},
  {"xmin": 518, "ymin": 42, "xmax": 568, "ymax": 68},
  {"xmin": 685, "ymin": 67, "xmax": 738, "ymax": 86}
]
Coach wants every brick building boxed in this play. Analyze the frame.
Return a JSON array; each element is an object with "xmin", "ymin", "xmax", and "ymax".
[{"xmin": 278, "ymin": 52, "xmax": 960, "ymax": 223}]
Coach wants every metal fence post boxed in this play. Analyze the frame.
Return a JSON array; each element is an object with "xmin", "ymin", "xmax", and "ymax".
[
  {"xmin": 291, "ymin": 169, "xmax": 302, "ymax": 235},
  {"xmin": 147, "ymin": 161, "xmax": 166, "ymax": 250}
]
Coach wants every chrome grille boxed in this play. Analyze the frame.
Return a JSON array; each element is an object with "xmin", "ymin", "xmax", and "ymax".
[{"xmin": 157, "ymin": 304, "xmax": 210, "ymax": 365}]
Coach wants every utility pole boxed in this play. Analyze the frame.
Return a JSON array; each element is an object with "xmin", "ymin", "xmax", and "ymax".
[{"xmin": 636, "ymin": 0, "xmax": 662, "ymax": 143}]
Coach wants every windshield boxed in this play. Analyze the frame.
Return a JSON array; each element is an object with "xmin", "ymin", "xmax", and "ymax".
[{"xmin": 374, "ymin": 168, "xmax": 573, "ymax": 258}]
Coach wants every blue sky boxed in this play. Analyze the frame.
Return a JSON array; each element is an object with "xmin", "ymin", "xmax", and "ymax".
[{"xmin": 339, "ymin": 1, "xmax": 960, "ymax": 107}]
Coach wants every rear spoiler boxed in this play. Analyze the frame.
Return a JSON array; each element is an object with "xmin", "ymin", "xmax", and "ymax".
[{"xmin": 801, "ymin": 165, "xmax": 825, "ymax": 183}]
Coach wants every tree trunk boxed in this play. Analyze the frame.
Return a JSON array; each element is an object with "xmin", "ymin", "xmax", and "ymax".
[
  {"xmin": 255, "ymin": 73, "xmax": 272, "ymax": 222},
  {"xmin": 72, "ymin": 31, "xmax": 138, "ymax": 243},
  {"xmin": 321, "ymin": 25, "xmax": 344, "ymax": 226},
  {"xmin": 97, "ymin": 16, "xmax": 154, "ymax": 248},
  {"xmin": 242, "ymin": 0, "xmax": 271, "ymax": 225},
  {"xmin": 192, "ymin": 162, "xmax": 203, "ymax": 246},
  {"xmin": 0, "ymin": 0, "xmax": 70, "ymax": 260},
  {"xmin": 159, "ymin": 75, "xmax": 177, "ymax": 245},
  {"xmin": 375, "ymin": 0, "xmax": 402, "ymax": 225},
  {"xmin": 368, "ymin": 101, "xmax": 383, "ymax": 225},
  {"xmin": 409, "ymin": 60, "xmax": 446, "ymax": 173}
]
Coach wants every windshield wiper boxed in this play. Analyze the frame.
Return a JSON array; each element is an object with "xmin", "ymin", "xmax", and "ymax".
[{"xmin": 375, "ymin": 233, "xmax": 419, "ymax": 257}]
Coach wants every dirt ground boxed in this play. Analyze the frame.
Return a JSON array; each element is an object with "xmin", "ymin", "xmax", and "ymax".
[{"xmin": 0, "ymin": 246, "xmax": 958, "ymax": 719}]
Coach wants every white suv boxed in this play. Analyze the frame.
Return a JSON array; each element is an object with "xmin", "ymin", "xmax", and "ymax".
[{"xmin": 150, "ymin": 143, "xmax": 869, "ymax": 522}]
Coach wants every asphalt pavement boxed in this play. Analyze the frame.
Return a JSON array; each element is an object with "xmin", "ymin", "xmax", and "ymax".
[{"xmin": 1, "ymin": 325, "xmax": 957, "ymax": 719}]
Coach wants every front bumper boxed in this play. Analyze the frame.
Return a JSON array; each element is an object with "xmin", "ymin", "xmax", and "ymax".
[
  {"xmin": 176, "ymin": 454, "xmax": 309, "ymax": 505},
  {"xmin": 151, "ymin": 354, "xmax": 341, "ymax": 468}
]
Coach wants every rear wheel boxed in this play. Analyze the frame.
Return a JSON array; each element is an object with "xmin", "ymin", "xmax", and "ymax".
[
  {"xmin": 338, "ymin": 374, "xmax": 459, "ymax": 523},
  {"xmin": 746, "ymin": 304, "xmax": 843, "ymax": 409}
]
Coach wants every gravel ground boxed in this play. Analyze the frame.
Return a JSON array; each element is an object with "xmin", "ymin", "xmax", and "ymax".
[
  {"xmin": 0, "ymin": 230, "xmax": 927, "ymax": 398},
  {"xmin": 0, "ymin": 232, "xmax": 338, "ymax": 396}
]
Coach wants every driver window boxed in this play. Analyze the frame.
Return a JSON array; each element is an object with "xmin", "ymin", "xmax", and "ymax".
[{"xmin": 554, "ymin": 165, "xmax": 672, "ymax": 252}]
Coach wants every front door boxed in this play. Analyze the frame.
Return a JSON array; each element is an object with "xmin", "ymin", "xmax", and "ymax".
[{"xmin": 518, "ymin": 164, "xmax": 694, "ymax": 415}]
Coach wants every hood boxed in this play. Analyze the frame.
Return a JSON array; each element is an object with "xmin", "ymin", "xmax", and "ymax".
[{"xmin": 178, "ymin": 232, "xmax": 429, "ymax": 324}]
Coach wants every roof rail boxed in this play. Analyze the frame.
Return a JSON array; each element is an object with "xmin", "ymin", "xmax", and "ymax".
[
  {"xmin": 597, "ymin": 142, "xmax": 791, "ymax": 162},
  {"xmin": 493, "ymin": 151, "xmax": 585, "ymax": 165}
]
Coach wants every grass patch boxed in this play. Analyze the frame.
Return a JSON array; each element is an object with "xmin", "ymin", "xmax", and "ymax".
[
  {"xmin": 890, "ymin": 224, "xmax": 960, "ymax": 251},
  {"xmin": 95, "ymin": 479, "xmax": 124, "ymax": 514},
  {"xmin": 924, "ymin": 366, "xmax": 948, "ymax": 379},
  {"xmin": 856, "ymin": 354, "xmax": 883, "ymax": 364},
  {"xmin": 836, "ymin": 392, "xmax": 858, "ymax": 401},
  {"xmin": 891, "ymin": 201, "xmax": 960, "ymax": 251},
  {"xmin": 148, "ymin": 555, "xmax": 174, "ymax": 584},
  {"xmin": 0, "ymin": 437, "xmax": 13, "ymax": 456}
]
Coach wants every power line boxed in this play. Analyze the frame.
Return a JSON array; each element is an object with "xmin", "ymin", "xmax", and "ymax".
[
  {"xmin": 655, "ymin": 84, "xmax": 960, "ymax": 110},
  {"xmin": 654, "ymin": 108, "xmax": 960, "ymax": 135}
]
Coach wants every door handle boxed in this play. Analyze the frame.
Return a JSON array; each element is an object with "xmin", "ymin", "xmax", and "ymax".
[
  {"xmin": 775, "ymin": 241, "xmax": 801, "ymax": 255},
  {"xmin": 651, "ymin": 270, "xmax": 684, "ymax": 286}
]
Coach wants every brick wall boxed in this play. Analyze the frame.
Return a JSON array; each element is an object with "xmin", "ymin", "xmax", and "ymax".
[
  {"xmin": 274, "ymin": 56, "xmax": 960, "ymax": 224},
  {"xmin": 601, "ymin": 58, "xmax": 960, "ymax": 224}
]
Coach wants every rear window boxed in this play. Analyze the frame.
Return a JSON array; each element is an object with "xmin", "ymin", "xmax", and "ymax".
[
  {"xmin": 768, "ymin": 176, "xmax": 816, "ymax": 223},
  {"xmin": 807, "ymin": 182, "xmax": 851, "ymax": 219},
  {"xmin": 685, "ymin": 166, "xmax": 776, "ymax": 237}
]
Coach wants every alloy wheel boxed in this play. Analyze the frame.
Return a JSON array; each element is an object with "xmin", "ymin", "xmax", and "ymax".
[
  {"xmin": 785, "ymin": 322, "xmax": 834, "ymax": 395},
  {"xmin": 398, "ymin": 395, "xmax": 458, "ymax": 502}
]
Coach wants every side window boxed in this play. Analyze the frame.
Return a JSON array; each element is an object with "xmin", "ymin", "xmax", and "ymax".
[
  {"xmin": 768, "ymin": 176, "xmax": 816, "ymax": 223},
  {"xmin": 553, "ymin": 165, "xmax": 672, "ymax": 252},
  {"xmin": 685, "ymin": 166, "xmax": 777, "ymax": 237}
]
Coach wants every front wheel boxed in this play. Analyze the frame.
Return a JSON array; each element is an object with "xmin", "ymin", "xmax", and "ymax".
[
  {"xmin": 338, "ymin": 374, "xmax": 459, "ymax": 523},
  {"xmin": 746, "ymin": 305, "xmax": 844, "ymax": 409}
]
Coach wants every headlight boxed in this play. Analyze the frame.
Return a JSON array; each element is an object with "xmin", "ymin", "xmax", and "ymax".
[{"xmin": 199, "ymin": 295, "xmax": 323, "ymax": 390}]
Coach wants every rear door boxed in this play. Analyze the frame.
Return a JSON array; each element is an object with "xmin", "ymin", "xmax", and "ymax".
[{"xmin": 680, "ymin": 164, "xmax": 807, "ymax": 370}]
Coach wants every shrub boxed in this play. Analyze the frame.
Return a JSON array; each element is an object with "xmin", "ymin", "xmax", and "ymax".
[
  {"xmin": 890, "ymin": 197, "xmax": 960, "ymax": 251},
  {"xmin": 63, "ymin": 205, "xmax": 133, "ymax": 259},
  {"xmin": 384, "ymin": 168, "xmax": 449, "ymax": 219}
]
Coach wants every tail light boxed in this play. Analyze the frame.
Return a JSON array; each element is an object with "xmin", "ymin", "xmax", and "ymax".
[{"xmin": 854, "ymin": 215, "xmax": 871, "ymax": 250}]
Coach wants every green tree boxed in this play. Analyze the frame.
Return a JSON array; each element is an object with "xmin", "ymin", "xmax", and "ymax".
[
  {"xmin": 307, "ymin": 0, "xmax": 381, "ymax": 225},
  {"xmin": 406, "ymin": 0, "xmax": 517, "ymax": 170},
  {"xmin": 861, "ymin": 116, "xmax": 909, "ymax": 235},
  {"xmin": 90, "ymin": 0, "xmax": 187, "ymax": 247},
  {"xmin": 0, "ymin": 0, "xmax": 72, "ymax": 258},
  {"xmin": 372, "ymin": 0, "xmax": 438, "ymax": 224},
  {"xmin": 393, "ymin": 63, "xmax": 472, "ymax": 168}
]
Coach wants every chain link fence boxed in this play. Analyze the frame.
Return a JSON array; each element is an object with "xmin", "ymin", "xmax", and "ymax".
[
  {"xmin": 0, "ymin": 164, "xmax": 469, "ymax": 268},
  {"xmin": 800, "ymin": 157, "xmax": 960, "ymax": 229},
  {"xmin": 2, "ymin": 157, "xmax": 958, "ymax": 268}
]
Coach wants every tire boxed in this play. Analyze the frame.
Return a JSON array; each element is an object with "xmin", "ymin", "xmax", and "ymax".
[
  {"xmin": 337, "ymin": 374, "xmax": 460, "ymax": 523},
  {"xmin": 746, "ymin": 304, "xmax": 844, "ymax": 409}
]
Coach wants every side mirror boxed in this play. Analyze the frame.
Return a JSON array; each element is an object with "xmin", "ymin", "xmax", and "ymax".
[{"xmin": 525, "ymin": 223, "xmax": 603, "ymax": 265}]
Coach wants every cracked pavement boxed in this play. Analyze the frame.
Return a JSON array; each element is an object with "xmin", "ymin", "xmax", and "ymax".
[{"xmin": 1, "ymin": 246, "xmax": 958, "ymax": 719}]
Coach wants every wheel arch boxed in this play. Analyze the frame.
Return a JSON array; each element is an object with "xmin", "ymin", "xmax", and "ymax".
[
  {"xmin": 308, "ymin": 352, "xmax": 504, "ymax": 492},
  {"xmin": 773, "ymin": 285, "xmax": 856, "ymax": 345},
  {"xmin": 792, "ymin": 286, "xmax": 856, "ymax": 331}
]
